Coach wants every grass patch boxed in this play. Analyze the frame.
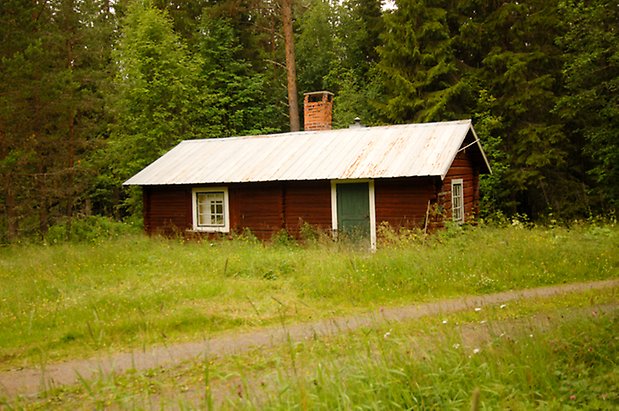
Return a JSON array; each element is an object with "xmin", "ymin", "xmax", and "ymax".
[
  {"xmin": 6, "ymin": 288, "xmax": 617, "ymax": 409},
  {"xmin": 0, "ymin": 224, "xmax": 617, "ymax": 368}
]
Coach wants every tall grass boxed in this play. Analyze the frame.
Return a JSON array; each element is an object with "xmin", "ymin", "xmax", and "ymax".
[
  {"xmin": 238, "ymin": 306, "xmax": 618, "ymax": 410},
  {"xmin": 7, "ymin": 291, "xmax": 617, "ymax": 410},
  {"xmin": 0, "ymin": 223, "xmax": 616, "ymax": 368}
]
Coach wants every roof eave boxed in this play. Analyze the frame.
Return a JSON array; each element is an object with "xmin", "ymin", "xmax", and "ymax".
[
  {"xmin": 470, "ymin": 125, "xmax": 492, "ymax": 175},
  {"xmin": 437, "ymin": 122, "xmax": 492, "ymax": 180}
]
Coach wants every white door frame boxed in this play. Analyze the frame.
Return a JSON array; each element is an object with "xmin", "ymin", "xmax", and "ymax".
[{"xmin": 330, "ymin": 179, "xmax": 376, "ymax": 250}]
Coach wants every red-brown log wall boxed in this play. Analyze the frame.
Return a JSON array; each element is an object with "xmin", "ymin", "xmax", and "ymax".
[
  {"xmin": 143, "ymin": 181, "xmax": 332, "ymax": 240},
  {"xmin": 374, "ymin": 177, "xmax": 439, "ymax": 229},
  {"xmin": 441, "ymin": 149, "xmax": 481, "ymax": 222},
  {"xmin": 283, "ymin": 181, "xmax": 332, "ymax": 236},
  {"xmin": 142, "ymin": 166, "xmax": 480, "ymax": 238},
  {"xmin": 229, "ymin": 183, "xmax": 283, "ymax": 240},
  {"xmin": 143, "ymin": 186, "xmax": 191, "ymax": 236}
]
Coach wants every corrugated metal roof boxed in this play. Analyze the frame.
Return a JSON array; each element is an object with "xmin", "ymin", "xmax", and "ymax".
[{"xmin": 124, "ymin": 119, "xmax": 490, "ymax": 186}]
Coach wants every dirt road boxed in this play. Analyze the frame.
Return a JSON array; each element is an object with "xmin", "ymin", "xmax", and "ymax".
[{"xmin": 1, "ymin": 278, "xmax": 617, "ymax": 399}]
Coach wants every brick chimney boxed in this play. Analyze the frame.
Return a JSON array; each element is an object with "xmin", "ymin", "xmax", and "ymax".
[{"xmin": 303, "ymin": 91, "xmax": 334, "ymax": 131}]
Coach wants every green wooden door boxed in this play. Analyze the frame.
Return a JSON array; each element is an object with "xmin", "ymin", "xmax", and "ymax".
[{"xmin": 336, "ymin": 183, "xmax": 370, "ymax": 241}]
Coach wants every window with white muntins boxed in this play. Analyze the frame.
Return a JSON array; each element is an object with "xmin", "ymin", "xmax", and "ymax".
[
  {"xmin": 451, "ymin": 179, "xmax": 464, "ymax": 223},
  {"xmin": 192, "ymin": 188, "xmax": 229, "ymax": 232}
]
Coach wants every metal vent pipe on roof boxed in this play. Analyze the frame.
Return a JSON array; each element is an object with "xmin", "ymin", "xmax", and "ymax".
[{"xmin": 349, "ymin": 117, "xmax": 363, "ymax": 128}]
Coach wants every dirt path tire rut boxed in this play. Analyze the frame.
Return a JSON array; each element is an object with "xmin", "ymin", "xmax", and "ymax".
[{"xmin": 1, "ymin": 278, "xmax": 617, "ymax": 398}]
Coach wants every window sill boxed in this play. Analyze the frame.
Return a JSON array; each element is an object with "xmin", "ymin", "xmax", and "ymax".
[{"xmin": 188, "ymin": 227, "xmax": 230, "ymax": 234}]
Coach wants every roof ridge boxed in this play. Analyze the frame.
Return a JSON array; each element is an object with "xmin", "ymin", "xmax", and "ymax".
[{"xmin": 180, "ymin": 119, "xmax": 473, "ymax": 144}]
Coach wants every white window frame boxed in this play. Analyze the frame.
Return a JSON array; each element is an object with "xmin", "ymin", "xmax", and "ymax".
[
  {"xmin": 451, "ymin": 178, "xmax": 464, "ymax": 224},
  {"xmin": 330, "ymin": 179, "xmax": 376, "ymax": 250},
  {"xmin": 192, "ymin": 187, "xmax": 230, "ymax": 233}
]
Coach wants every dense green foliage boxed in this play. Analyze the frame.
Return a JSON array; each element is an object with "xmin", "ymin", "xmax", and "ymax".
[
  {"xmin": 1, "ymin": 0, "xmax": 617, "ymax": 241},
  {"xmin": 555, "ymin": 0, "xmax": 619, "ymax": 212},
  {"xmin": 0, "ymin": 224, "xmax": 616, "ymax": 368}
]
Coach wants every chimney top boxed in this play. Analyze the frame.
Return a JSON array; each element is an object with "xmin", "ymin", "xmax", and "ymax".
[
  {"xmin": 303, "ymin": 91, "xmax": 334, "ymax": 131},
  {"xmin": 304, "ymin": 90, "xmax": 334, "ymax": 97}
]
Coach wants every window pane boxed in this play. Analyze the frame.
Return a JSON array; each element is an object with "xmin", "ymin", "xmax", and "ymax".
[
  {"xmin": 452, "ymin": 181, "xmax": 464, "ymax": 223},
  {"xmin": 196, "ymin": 191, "xmax": 226, "ymax": 227}
]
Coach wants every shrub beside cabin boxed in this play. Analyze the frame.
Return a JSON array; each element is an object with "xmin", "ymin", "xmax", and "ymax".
[{"xmin": 124, "ymin": 91, "xmax": 491, "ymax": 248}]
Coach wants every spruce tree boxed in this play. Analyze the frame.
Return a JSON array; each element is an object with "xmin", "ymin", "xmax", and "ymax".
[
  {"xmin": 197, "ymin": 14, "xmax": 282, "ymax": 136},
  {"xmin": 104, "ymin": 1, "xmax": 204, "ymax": 215},
  {"xmin": 378, "ymin": 0, "xmax": 471, "ymax": 123},
  {"xmin": 476, "ymin": 0, "xmax": 570, "ymax": 216},
  {"xmin": 556, "ymin": 0, "xmax": 619, "ymax": 211}
]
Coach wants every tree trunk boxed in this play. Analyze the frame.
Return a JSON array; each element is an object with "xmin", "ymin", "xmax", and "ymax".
[
  {"xmin": 66, "ymin": 36, "xmax": 76, "ymax": 237},
  {"xmin": 281, "ymin": 0, "xmax": 300, "ymax": 132}
]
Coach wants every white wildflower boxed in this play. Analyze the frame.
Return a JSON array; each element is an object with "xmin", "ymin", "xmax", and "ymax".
[
  {"xmin": 473, "ymin": 348, "xmax": 481, "ymax": 354},
  {"xmin": 474, "ymin": 307, "xmax": 482, "ymax": 312},
  {"xmin": 500, "ymin": 304, "xmax": 507, "ymax": 309},
  {"xmin": 442, "ymin": 319, "xmax": 448, "ymax": 324}
]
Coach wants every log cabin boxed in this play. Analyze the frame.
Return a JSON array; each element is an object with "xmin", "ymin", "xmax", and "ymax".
[{"xmin": 124, "ymin": 91, "xmax": 491, "ymax": 248}]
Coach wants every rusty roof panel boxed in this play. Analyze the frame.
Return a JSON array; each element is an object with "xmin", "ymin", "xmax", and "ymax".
[{"xmin": 124, "ymin": 119, "xmax": 489, "ymax": 186}]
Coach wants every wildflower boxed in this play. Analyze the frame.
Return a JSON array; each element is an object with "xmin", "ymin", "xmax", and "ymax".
[
  {"xmin": 500, "ymin": 304, "xmax": 507, "ymax": 309},
  {"xmin": 384, "ymin": 329, "xmax": 391, "ymax": 339},
  {"xmin": 474, "ymin": 307, "xmax": 482, "ymax": 312},
  {"xmin": 442, "ymin": 319, "xmax": 448, "ymax": 324},
  {"xmin": 473, "ymin": 348, "xmax": 481, "ymax": 354},
  {"xmin": 452, "ymin": 343, "xmax": 460, "ymax": 349}
]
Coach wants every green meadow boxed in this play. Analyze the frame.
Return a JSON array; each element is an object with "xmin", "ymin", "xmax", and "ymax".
[
  {"xmin": 7, "ymin": 288, "xmax": 618, "ymax": 410},
  {"xmin": 0, "ymin": 223, "xmax": 616, "ymax": 370}
]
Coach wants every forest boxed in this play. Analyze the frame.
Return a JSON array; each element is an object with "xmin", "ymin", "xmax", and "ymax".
[{"xmin": 0, "ymin": 0, "xmax": 617, "ymax": 242}]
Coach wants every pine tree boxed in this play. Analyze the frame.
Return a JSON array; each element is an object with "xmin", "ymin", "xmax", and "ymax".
[
  {"xmin": 0, "ymin": 0, "xmax": 114, "ymax": 239},
  {"xmin": 282, "ymin": 0, "xmax": 301, "ymax": 131}
]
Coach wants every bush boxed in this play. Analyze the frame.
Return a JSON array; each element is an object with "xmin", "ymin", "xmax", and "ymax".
[
  {"xmin": 270, "ymin": 229, "xmax": 297, "ymax": 247},
  {"xmin": 230, "ymin": 227, "xmax": 260, "ymax": 244},
  {"xmin": 44, "ymin": 216, "xmax": 140, "ymax": 244},
  {"xmin": 376, "ymin": 221, "xmax": 427, "ymax": 247}
]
